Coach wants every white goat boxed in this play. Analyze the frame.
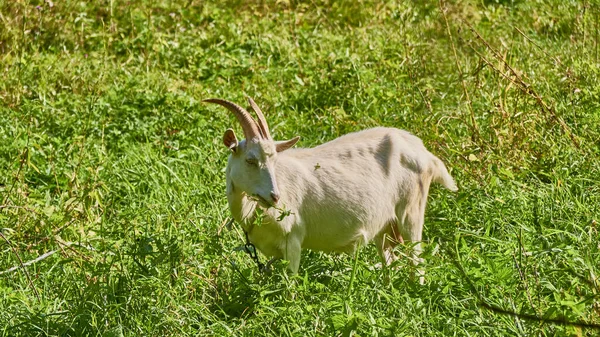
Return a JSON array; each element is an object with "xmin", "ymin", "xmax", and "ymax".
[{"xmin": 205, "ymin": 97, "xmax": 457, "ymax": 280}]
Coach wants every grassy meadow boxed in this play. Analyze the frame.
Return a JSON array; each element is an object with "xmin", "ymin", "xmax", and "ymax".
[{"xmin": 1, "ymin": 0, "xmax": 599, "ymax": 335}]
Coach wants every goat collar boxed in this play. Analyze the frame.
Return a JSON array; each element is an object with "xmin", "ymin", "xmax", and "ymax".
[{"xmin": 243, "ymin": 229, "xmax": 264, "ymax": 272}]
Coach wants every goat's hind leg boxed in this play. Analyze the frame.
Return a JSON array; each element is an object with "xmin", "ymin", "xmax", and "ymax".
[
  {"xmin": 374, "ymin": 220, "xmax": 402, "ymax": 267},
  {"xmin": 396, "ymin": 201, "xmax": 426, "ymax": 284}
]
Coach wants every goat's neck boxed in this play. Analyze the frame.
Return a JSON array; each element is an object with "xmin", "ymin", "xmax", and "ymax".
[{"xmin": 226, "ymin": 179, "xmax": 257, "ymax": 231}]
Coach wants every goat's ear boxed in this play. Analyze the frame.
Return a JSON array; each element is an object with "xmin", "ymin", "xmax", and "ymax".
[
  {"xmin": 275, "ymin": 136, "xmax": 300, "ymax": 152},
  {"xmin": 223, "ymin": 128, "xmax": 239, "ymax": 152}
]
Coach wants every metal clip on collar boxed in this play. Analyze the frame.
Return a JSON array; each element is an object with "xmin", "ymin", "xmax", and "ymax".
[{"xmin": 244, "ymin": 231, "xmax": 264, "ymax": 272}]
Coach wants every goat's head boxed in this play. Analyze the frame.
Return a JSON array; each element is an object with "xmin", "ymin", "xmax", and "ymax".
[{"xmin": 204, "ymin": 97, "xmax": 299, "ymax": 208}]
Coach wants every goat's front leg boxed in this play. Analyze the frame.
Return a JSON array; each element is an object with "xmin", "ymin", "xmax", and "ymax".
[{"xmin": 282, "ymin": 234, "xmax": 302, "ymax": 274}]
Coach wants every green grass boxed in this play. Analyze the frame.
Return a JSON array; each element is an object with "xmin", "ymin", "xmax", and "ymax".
[{"xmin": 1, "ymin": 0, "xmax": 599, "ymax": 335}]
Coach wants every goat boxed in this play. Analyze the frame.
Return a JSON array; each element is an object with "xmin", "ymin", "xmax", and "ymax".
[{"xmin": 204, "ymin": 97, "xmax": 457, "ymax": 281}]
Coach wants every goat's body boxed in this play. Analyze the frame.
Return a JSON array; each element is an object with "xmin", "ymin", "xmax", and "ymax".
[{"xmin": 227, "ymin": 127, "xmax": 456, "ymax": 275}]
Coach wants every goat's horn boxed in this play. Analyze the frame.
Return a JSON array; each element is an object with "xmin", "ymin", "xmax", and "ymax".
[
  {"xmin": 247, "ymin": 97, "xmax": 272, "ymax": 140},
  {"xmin": 203, "ymin": 98, "xmax": 261, "ymax": 140}
]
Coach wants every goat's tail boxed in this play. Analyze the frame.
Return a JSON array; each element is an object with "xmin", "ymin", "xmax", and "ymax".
[{"xmin": 432, "ymin": 157, "xmax": 458, "ymax": 191}]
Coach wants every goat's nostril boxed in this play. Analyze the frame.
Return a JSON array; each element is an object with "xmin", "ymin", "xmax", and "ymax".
[{"xmin": 270, "ymin": 192, "xmax": 280, "ymax": 203}]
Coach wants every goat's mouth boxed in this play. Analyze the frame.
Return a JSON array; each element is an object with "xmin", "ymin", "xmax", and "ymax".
[{"xmin": 251, "ymin": 194, "xmax": 273, "ymax": 208}]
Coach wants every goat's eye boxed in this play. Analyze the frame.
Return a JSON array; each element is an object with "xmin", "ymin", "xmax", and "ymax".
[{"xmin": 246, "ymin": 158, "xmax": 258, "ymax": 166}]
